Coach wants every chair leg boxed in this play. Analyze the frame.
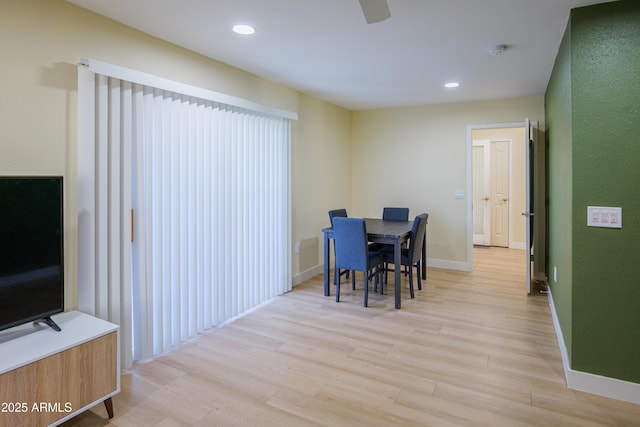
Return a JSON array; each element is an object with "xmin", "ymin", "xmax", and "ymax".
[
  {"xmin": 408, "ymin": 266, "xmax": 415, "ymax": 299},
  {"xmin": 335, "ymin": 272, "xmax": 341, "ymax": 302},
  {"xmin": 373, "ymin": 268, "xmax": 378, "ymax": 293},
  {"xmin": 384, "ymin": 262, "xmax": 389, "ymax": 284},
  {"xmin": 335, "ymin": 268, "xmax": 350, "ymax": 285},
  {"xmin": 352, "ymin": 271, "xmax": 356, "ymax": 290},
  {"xmin": 416, "ymin": 261, "xmax": 422, "ymax": 291},
  {"xmin": 364, "ymin": 276, "xmax": 369, "ymax": 307}
]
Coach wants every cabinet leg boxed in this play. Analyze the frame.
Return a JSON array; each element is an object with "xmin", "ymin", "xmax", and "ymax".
[{"xmin": 104, "ymin": 397, "xmax": 114, "ymax": 419}]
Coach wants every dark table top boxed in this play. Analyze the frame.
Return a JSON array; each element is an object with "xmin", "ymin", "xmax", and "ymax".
[{"xmin": 323, "ymin": 218, "xmax": 412, "ymax": 241}]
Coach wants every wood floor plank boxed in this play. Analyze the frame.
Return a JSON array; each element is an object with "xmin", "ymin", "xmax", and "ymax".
[{"xmin": 61, "ymin": 247, "xmax": 640, "ymax": 426}]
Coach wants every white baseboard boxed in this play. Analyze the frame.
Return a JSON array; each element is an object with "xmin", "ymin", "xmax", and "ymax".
[
  {"xmin": 547, "ymin": 288, "xmax": 640, "ymax": 404},
  {"xmin": 427, "ymin": 258, "xmax": 471, "ymax": 272},
  {"xmin": 509, "ymin": 241, "xmax": 525, "ymax": 250},
  {"xmin": 296, "ymin": 257, "xmax": 470, "ymax": 287},
  {"xmin": 292, "ymin": 264, "xmax": 323, "ymax": 287}
]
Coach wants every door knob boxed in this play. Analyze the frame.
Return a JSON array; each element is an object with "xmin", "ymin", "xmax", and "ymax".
[{"xmin": 502, "ymin": 198, "xmax": 508, "ymax": 202}]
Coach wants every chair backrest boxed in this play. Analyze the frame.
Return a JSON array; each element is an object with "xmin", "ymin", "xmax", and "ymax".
[
  {"xmin": 383, "ymin": 207, "xmax": 409, "ymax": 221},
  {"xmin": 407, "ymin": 213, "xmax": 429, "ymax": 264},
  {"xmin": 333, "ymin": 217, "xmax": 369, "ymax": 272},
  {"xmin": 328, "ymin": 208, "xmax": 348, "ymax": 227}
]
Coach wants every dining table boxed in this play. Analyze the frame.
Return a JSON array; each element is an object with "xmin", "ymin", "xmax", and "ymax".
[{"xmin": 322, "ymin": 218, "xmax": 426, "ymax": 309}]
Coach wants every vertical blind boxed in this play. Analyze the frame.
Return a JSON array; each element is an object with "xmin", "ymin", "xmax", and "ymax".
[{"xmin": 78, "ymin": 61, "xmax": 293, "ymax": 368}]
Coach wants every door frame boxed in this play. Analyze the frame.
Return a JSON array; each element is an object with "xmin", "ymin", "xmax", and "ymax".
[{"xmin": 465, "ymin": 121, "xmax": 528, "ymax": 272}]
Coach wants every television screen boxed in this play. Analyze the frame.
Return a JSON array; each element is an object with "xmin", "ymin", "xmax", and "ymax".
[{"xmin": 0, "ymin": 176, "xmax": 64, "ymax": 332}]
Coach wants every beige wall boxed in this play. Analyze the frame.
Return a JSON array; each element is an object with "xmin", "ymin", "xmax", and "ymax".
[
  {"xmin": 0, "ymin": 0, "xmax": 352, "ymax": 306},
  {"xmin": 472, "ymin": 127, "xmax": 527, "ymax": 248},
  {"xmin": 352, "ymin": 97, "xmax": 544, "ymax": 269}
]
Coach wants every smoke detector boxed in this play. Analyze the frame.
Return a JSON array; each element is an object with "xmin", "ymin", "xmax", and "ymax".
[{"xmin": 489, "ymin": 44, "xmax": 508, "ymax": 55}]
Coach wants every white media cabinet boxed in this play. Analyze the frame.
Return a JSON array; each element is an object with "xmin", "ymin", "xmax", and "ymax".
[{"xmin": 0, "ymin": 311, "xmax": 119, "ymax": 427}]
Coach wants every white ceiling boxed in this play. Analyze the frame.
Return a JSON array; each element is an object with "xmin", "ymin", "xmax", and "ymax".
[{"xmin": 66, "ymin": 0, "xmax": 614, "ymax": 111}]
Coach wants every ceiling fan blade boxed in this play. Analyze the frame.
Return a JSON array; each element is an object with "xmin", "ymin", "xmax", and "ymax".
[{"xmin": 358, "ymin": 0, "xmax": 391, "ymax": 24}]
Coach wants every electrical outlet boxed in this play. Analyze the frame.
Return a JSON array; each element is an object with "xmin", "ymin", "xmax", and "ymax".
[
  {"xmin": 454, "ymin": 189, "xmax": 464, "ymax": 199},
  {"xmin": 295, "ymin": 242, "xmax": 300, "ymax": 254},
  {"xmin": 587, "ymin": 206, "xmax": 622, "ymax": 228}
]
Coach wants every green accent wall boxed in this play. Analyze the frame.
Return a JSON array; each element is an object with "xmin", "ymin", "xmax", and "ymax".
[
  {"xmin": 545, "ymin": 19, "xmax": 573, "ymax": 359},
  {"xmin": 546, "ymin": 0, "xmax": 640, "ymax": 384}
]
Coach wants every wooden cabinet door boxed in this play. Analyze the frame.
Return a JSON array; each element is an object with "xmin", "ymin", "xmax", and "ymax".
[{"xmin": 0, "ymin": 332, "xmax": 117, "ymax": 427}]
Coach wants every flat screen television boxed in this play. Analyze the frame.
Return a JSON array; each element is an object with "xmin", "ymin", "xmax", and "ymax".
[{"xmin": 0, "ymin": 176, "xmax": 64, "ymax": 332}]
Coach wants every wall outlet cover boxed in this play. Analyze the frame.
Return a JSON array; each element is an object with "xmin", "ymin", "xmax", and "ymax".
[{"xmin": 587, "ymin": 206, "xmax": 622, "ymax": 229}]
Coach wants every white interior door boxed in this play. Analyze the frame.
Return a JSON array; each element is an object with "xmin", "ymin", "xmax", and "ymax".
[
  {"xmin": 490, "ymin": 140, "xmax": 509, "ymax": 247},
  {"xmin": 472, "ymin": 141, "xmax": 490, "ymax": 245}
]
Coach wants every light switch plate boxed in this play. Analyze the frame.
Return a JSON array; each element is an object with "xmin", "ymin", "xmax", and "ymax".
[{"xmin": 587, "ymin": 206, "xmax": 622, "ymax": 228}]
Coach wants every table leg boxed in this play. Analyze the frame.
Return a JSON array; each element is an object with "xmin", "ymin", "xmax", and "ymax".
[
  {"xmin": 394, "ymin": 239, "xmax": 401, "ymax": 309},
  {"xmin": 324, "ymin": 233, "xmax": 330, "ymax": 296}
]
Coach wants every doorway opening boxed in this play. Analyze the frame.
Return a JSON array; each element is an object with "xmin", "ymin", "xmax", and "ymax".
[
  {"xmin": 472, "ymin": 138, "xmax": 514, "ymax": 248},
  {"xmin": 466, "ymin": 122, "xmax": 528, "ymax": 280},
  {"xmin": 471, "ymin": 126, "xmax": 527, "ymax": 250}
]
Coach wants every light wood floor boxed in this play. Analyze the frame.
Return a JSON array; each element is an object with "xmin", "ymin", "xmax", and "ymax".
[{"xmin": 63, "ymin": 247, "xmax": 640, "ymax": 426}]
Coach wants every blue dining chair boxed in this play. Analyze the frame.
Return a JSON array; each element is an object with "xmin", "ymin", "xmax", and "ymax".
[
  {"xmin": 382, "ymin": 207, "xmax": 409, "ymax": 221},
  {"xmin": 332, "ymin": 217, "xmax": 385, "ymax": 307},
  {"xmin": 370, "ymin": 207, "xmax": 411, "ymax": 273},
  {"xmin": 369, "ymin": 207, "xmax": 409, "ymax": 253},
  {"xmin": 380, "ymin": 213, "xmax": 429, "ymax": 299},
  {"xmin": 328, "ymin": 208, "xmax": 348, "ymax": 222},
  {"xmin": 328, "ymin": 209, "xmax": 351, "ymax": 286}
]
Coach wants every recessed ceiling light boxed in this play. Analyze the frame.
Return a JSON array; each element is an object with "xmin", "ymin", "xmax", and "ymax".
[
  {"xmin": 233, "ymin": 24, "xmax": 255, "ymax": 35},
  {"xmin": 444, "ymin": 82, "xmax": 460, "ymax": 88}
]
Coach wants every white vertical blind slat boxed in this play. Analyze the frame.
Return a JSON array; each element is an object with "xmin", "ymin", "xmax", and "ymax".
[
  {"xmin": 151, "ymin": 89, "xmax": 164, "ymax": 355},
  {"xmin": 108, "ymin": 78, "xmax": 122, "ymax": 326},
  {"xmin": 77, "ymin": 67, "xmax": 97, "ymax": 318},
  {"xmin": 120, "ymin": 81, "xmax": 133, "ymax": 370},
  {"xmin": 95, "ymin": 75, "xmax": 109, "ymax": 321},
  {"xmin": 132, "ymin": 84, "xmax": 151, "ymax": 362},
  {"xmin": 141, "ymin": 86, "xmax": 155, "ymax": 361},
  {"xmin": 202, "ymin": 104, "xmax": 212, "ymax": 329}
]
